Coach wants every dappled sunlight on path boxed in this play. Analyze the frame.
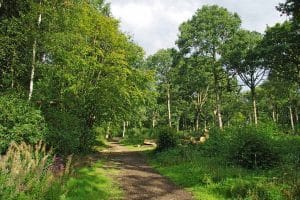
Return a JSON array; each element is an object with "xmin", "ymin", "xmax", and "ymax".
[{"xmin": 100, "ymin": 142, "xmax": 193, "ymax": 200}]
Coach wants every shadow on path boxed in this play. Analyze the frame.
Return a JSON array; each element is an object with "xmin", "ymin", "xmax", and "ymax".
[{"xmin": 100, "ymin": 142, "xmax": 193, "ymax": 200}]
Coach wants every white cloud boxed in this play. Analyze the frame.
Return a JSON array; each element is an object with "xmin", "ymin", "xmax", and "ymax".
[{"xmin": 108, "ymin": 0, "xmax": 286, "ymax": 55}]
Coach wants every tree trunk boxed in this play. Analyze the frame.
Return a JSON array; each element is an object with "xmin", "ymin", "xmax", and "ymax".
[
  {"xmin": 28, "ymin": 39, "xmax": 37, "ymax": 101},
  {"xmin": 272, "ymin": 107, "xmax": 276, "ymax": 122},
  {"xmin": 122, "ymin": 121, "xmax": 126, "ymax": 138},
  {"xmin": 212, "ymin": 47, "xmax": 223, "ymax": 130},
  {"xmin": 295, "ymin": 107, "xmax": 299, "ymax": 124},
  {"xmin": 106, "ymin": 122, "xmax": 111, "ymax": 139},
  {"xmin": 152, "ymin": 112, "xmax": 156, "ymax": 128},
  {"xmin": 167, "ymin": 86, "xmax": 171, "ymax": 127},
  {"xmin": 289, "ymin": 106, "xmax": 295, "ymax": 132},
  {"xmin": 216, "ymin": 93, "xmax": 223, "ymax": 129},
  {"xmin": 28, "ymin": 6, "xmax": 42, "ymax": 101},
  {"xmin": 196, "ymin": 112, "xmax": 199, "ymax": 131},
  {"xmin": 251, "ymin": 87, "xmax": 258, "ymax": 125}
]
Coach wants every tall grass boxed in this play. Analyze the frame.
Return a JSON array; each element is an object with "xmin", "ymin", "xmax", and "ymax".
[{"xmin": 0, "ymin": 141, "xmax": 71, "ymax": 200}]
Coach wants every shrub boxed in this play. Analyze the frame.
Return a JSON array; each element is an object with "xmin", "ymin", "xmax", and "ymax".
[
  {"xmin": 156, "ymin": 127, "xmax": 178, "ymax": 151},
  {"xmin": 229, "ymin": 126, "xmax": 279, "ymax": 169},
  {"xmin": 121, "ymin": 128, "xmax": 157, "ymax": 145},
  {"xmin": 121, "ymin": 128, "xmax": 146, "ymax": 145},
  {"xmin": 0, "ymin": 141, "xmax": 71, "ymax": 200},
  {"xmin": 198, "ymin": 127, "xmax": 231, "ymax": 157},
  {"xmin": 44, "ymin": 109, "xmax": 83, "ymax": 155},
  {"xmin": 221, "ymin": 178, "xmax": 282, "ymax": 200},
  {"xmin": 277, "ymin": 135, "xmax": 300, "ymax": 166},
  {"xmin": 0, "ymin": 95, "xmax": 47, "ymax": 153}
]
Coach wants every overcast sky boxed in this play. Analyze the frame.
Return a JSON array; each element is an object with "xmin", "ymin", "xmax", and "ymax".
[{"xmin": 108, "ymin": 0, "xmax": 286, "ymax": 55}]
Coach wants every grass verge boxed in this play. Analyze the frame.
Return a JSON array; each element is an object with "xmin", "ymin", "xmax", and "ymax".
[
  {"xmin": 147, "ymin": 146, "xmax": 300, "ymax": 200},
  {"xmin": 63, "ymin": 159, "xmax": 123, "ymax": 200}
]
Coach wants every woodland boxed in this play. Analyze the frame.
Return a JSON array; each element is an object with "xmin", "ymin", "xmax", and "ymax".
[{"xmin": 0, "ymin": 0, "xmax": 299, "ymax": 199}]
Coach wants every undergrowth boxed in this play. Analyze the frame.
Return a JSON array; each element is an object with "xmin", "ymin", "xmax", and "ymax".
[{"xmin": 148, "ymin": 125, "xmax": 300, "ymax": 200}]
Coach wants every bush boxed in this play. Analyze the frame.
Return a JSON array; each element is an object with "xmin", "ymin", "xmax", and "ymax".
[
  {"xmin": 156, "ymin": 127, "xmax": 178, "ymax": 151},
  {"xmin": 229, "ymin": 126, "xmax": 279, "ymax": 169},
  {"xmin": 121, "ymin": 128, "xmax": 157, "ymax": 145},
  {"xmin": 44, "ymin": 109, "xmax": 86, "ymax": 155},
  {"xmin": 198, "ymin": 127, "xmax": 231, "ymax": 157},
  {"xmin": 0, "ymin": 95, "xmax": 47, "ymax": 153},
  {"xmin": 221, "ymin": 178, "xmax": 282, "ymax": 200},
  {"xmin": 0, "ymin": 142, "xmax": 71, "ymax": 200},
  {"xmin": 277, "ymin": 135, "xmax": 300, "ymax": 166}
]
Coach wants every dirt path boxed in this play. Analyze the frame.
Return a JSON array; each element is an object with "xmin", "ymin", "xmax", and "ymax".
[{"xmin": 101, "ymin": 142, "xmax": 193, "ymax": 200}]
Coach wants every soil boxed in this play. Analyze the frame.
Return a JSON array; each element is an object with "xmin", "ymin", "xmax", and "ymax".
[{"xmin": 101, "ymin": 142, "xmax": 193, "ymax": 200}]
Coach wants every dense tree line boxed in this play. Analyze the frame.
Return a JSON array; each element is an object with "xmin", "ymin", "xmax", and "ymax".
[
  {"xmin": 0, "ymin": 0, "xmax": 154, "ymax": 154},
  {"xmin": 145, "ymin": 3, "xmax": 299, "ymax": 134},
  {"xmin": 0, "ymin": 0, "xmax": 299, "ymax": 155}
]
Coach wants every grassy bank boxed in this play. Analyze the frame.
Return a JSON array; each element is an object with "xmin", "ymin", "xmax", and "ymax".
[
  {"xmin": 148, "ymin": 146, "xmax": 300, "ymax": 200},
  {"xmin": 64, "ymin": 159, "xmax": 123, "ymax": 200}
]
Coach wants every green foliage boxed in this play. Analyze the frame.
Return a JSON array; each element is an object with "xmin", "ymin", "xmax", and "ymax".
[
  {"xmin": 0, "ymin": 94, "xmax": 46, "ymax": 153},
  {"xmin": 156, "ymin": 127, "xmax": 178, "ymax": 151},
  {"xmin": 121, "ymin": 128, "xmax": 158, "ymax": 145},
  {"xmin": 44, "ymin": 109, "xmax": 84, "ymax": 155},
  {"xmin": 148, "ymin": 146, "xmax": 288, "ymax": 200},
  {"xmin": 220, "ymin": 178, "xmax": 282, "ymax": 200},
  {"xmin": 198, "ymin": 127, "xmax": 230, "ymax": 157},
  {"xmin": 121, "ymin": 128, "xmax": 147, "ymax": 145},
  {"xmin": 277, "ymin": 135, "xmax": 300, "ymax": 166},
  {"xmin": 228, "ymin": 126, "xmax": 280, "ymax": 169}
]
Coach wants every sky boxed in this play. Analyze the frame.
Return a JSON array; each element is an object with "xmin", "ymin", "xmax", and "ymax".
[{"xmin": 108, "ymin": 0, "xmax": 286, "ymax": 55}]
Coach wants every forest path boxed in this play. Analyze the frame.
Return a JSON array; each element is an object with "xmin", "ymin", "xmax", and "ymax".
[{"xmin": 100, "ymin": 142, "xmax": 193, "ymax": 200}]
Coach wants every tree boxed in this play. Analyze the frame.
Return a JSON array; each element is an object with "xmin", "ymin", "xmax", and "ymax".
[
  {"xmin": 146, "ymin": 49, "xmax": 175, "ymax": 127},
  {"xmin": 177, "ymin": 5, "xmax": 241, "ymax": 129},
  {"xmin": 223, "ymin": 30, "xmax": 265, "ymax": 125},
  {"xmin": 175, "ymin": 56, "xmax": 212, "ymax": 131},
  {"xmin": 277, "ymin": 0, "xmax": 300, "ymax": 20},
  {"xmin": 261, "ymin": 22, "xmax": 300, "ymax": 88}
]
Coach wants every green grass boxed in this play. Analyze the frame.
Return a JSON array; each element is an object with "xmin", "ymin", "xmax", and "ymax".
[
  {"xmin": 63, "ymin": 161, "xmax": 123, "ymax": 200},
  {"xmin": 146, "ymin": 146, "xmax": 300, "ymax": 200}
]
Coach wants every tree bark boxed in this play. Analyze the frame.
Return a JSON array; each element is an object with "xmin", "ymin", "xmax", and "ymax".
[
  {"xmin": 122, "ymin": 121, "xmax": 126, "ymax": 138},
  {"xmin": 212, "ymin": 47, "xmax": 223, "ymax": 130},
  {"xmin": 28, "ymin": 39, "xmax": 37, "ymax": 101},
  {"xmin": 251, "ymin": 87, "xmax": 258, "ymax": 125},
  {"xmin": 152, "ymin": 111, "xmax": 156, "ymax": 128},
  {"xmin": 167, "ymin": 85, "xmax": 171, "ymax": 127},
  {"xmin": 216, "ymin": 92, "xmax": 223, "ymax": 129},
  {"xmin": 272, "ymin": 107, "xmax": 276, "ymax": 122},
  {"xmin": 28, "ymin": 5, "xmax": 42, "ymax": 101},
  {"xmin": 196, "ymin": 112, "xmax": 199, "ymax": 131},
  {"xmin": 289, "ymin": 106, "xmax": 295, "ymax": 132},
  {"xmin": 106, "ymin": 122, "xmax": 111, "ymax": 139},
  {"xmin": 295, "ymin": 107, "xmax": 299, "ymax": 123}
]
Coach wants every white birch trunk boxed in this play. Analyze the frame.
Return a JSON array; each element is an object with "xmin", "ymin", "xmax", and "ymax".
[
  {"xmin": 272, "ymin": 108, "xmax": 276, "ymax": 122},
  {"xmin": 216, "ymin": 93, "xmax": 223, "ymax": 129},
  {"xmin": 289, "ymin": 106, "xmax": 295, "ymax": 131},
  {"xmin": 295, "ymin": 107, "xmax": 299, "ymax": 123},
  {"xmin": 28, "ymin": 6, "xmax": 42, "ymax": 101},
  {"xmin": 167, "ymin": 86, "xmax": 171, "ymax": 127},
  {"xmin": 28, "ymin": 39, "xmax": 37, "ymax": 101},
  {"xmin": 122, "ymin": 121, "xmax": 126, "ymax": 138}
]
